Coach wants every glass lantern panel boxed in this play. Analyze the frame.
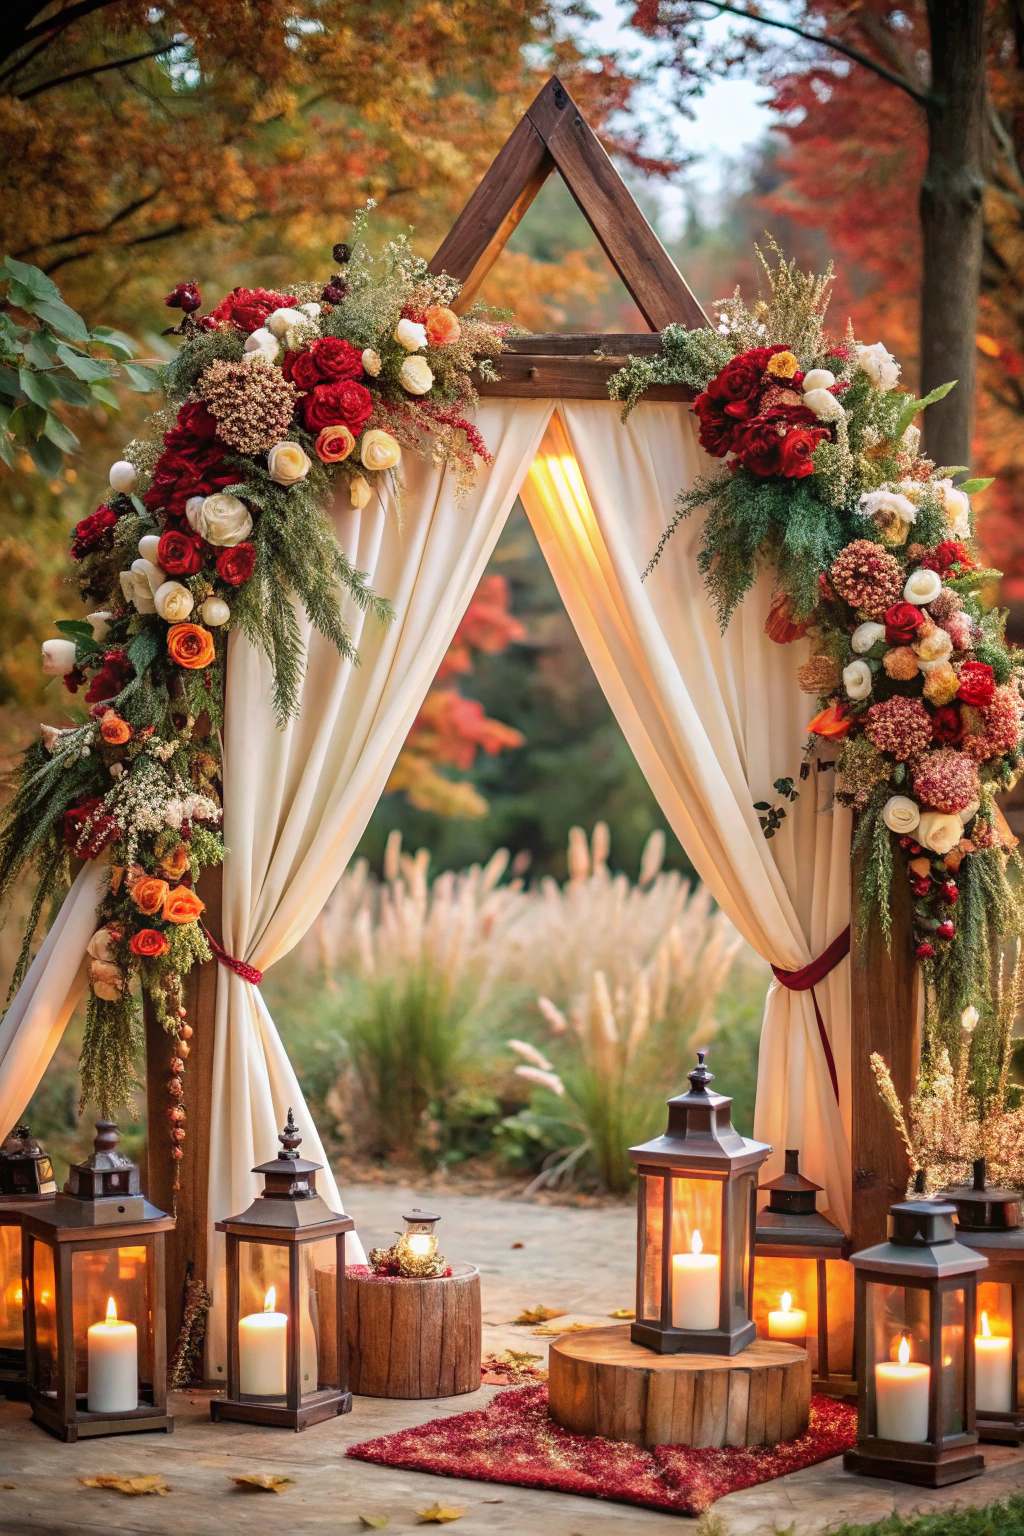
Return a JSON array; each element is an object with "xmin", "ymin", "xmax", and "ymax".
[
  {"xmin": 976, "ymin": 1280, "xmax": 1015, "ymax": 1415},
  {"xmin": 31, "ymin": 1239, "xmax": 58, "ymax": 1395},
  {"xmin": 730, "ymin": 1173, "xmax": 754, "ymax": 1316},
  {"xmin": 670, "ymin": 1177, "xmax": 723, "ymax": 1331},
  {"xmin": 939, "ymin": 1286, "xmax": 966, "ymax": 1437},
  {"xmin": 72, "ymin": 1245, "xmax": 151, "ymax": 1403},
  {"xmin": 0, "ymin": 1222, "xmax": 23, "ymax": 1351},
  {"xmin": 754, "ymin": 1256, "xmax": 816, "ymax": 1350},
  {"xmin": 238, "ymin": 1241, "xmax": 291, "ymax": 1399},
  {"xmin": 639, "ymin": 1174, "xmax": 664, "ymax": 1322},
  {"xmin": 301, "ymin": 1236, "xmax": 340, "ymax": 1396},
  {"xmin": 866, "ymin": 1281, "xmax": 931, "ymax": 1443}
]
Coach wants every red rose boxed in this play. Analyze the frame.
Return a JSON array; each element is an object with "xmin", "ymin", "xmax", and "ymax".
[
  {"xmin": 71, "ymin": 506, "xmax": 118, "ymax": 560},
  {"xmin": 63, "ymin": 797, "xmax": 118, "ymax": 858},
  {"xmin": 282, "ymin": 350, "xmax": 322, "ymax": 391},
  {"xmin": 931, "ymin": 704, "xmax": 964, "ymax": 744},
  {"xmin": 216, "ymin": 542, "xmax": 255, "ymax": 586},
  {"xmin": 200, "ymin": 287, "xmax": 297, "ymax": 333},
  {"xmin": 308, "ymin": 335, "xmax": 364, "ymax": 381},
  {"xmin": 692, "ymin": 391, "xmax": 739, "ymax": 457},
  {"xmin": 144, "ymin": 402, "xmax": 235, "ymax": 520},
  {"xmin": 301, "ymin": 379, "xmax": 373, "ymax": 434},
  {"xmin": 884, "ymin": 602, "xmax": 926, "ymax": 645},
  {"xmin": 84, "ymin": 649, "xmax": 134, "ymax": 705},
  {"xmin": 957, "ymin": 659, "xmax": 996, "ymax": 707},
  {"xmin": 707, "ymin": 345, "xmax": 790, "ymax": 419},
  {"xmin": 165, "ymin": 282, "xmax": 201, "ymax": 313},
  {"xmin": 779, "ymin": 426, "xmax": 827, "ymax": 478},
  {"xmin": 921, "ymin": 539, "xmax": 976, "ymax": 576},
  {"xmin": 157, "ymin": 530, "xmax": 203, "ymax": 576}
]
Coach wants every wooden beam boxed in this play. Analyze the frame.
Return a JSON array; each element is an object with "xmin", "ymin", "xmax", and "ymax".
[{"xmin": 475, "ymin": 333, "xmax": 694, "ymax": 399}]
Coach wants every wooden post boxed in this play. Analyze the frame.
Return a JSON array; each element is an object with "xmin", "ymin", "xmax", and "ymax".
[{"xmin": 849, "ymin": 848, "xmax": 920, "ymax": 1252}]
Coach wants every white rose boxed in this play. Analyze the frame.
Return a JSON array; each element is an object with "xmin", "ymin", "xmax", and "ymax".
[
  {"xmin": 86, "ymin": 927, "xmax": 118, "ymax": 963},
  {"xmin": 267, "ymin": 441, "xmax": 311, "ymax": 486},
  {"xmin": 858, "ymin": 489, "xmax": 917, "ymax": 525},
  {"xmin": 360, "ymin": 429, "xmax": 402, "ymax": 472},
  {"xmin": 960, "ymin": 799, "xmax": 980, "ymax": 826},
  {"xmin": 132, "ymin": 557, "xmax": 164, "ymax": 597},
  {"xmin": 119, "ymin": 570, "xmax": 135, "ymax": 604},
  {"xmin": 803, "ymin": 387, "xmax": 844, "ymax": 422},
  {"xmin": 843, "ymin": 659, "xmax": 873, "ymax": 700},
  {"xmin": 904, "ymin": 567, "xmax": 943, "ymax": 606},
  {"xmin": 852, "ymin": 621, "xmax": 886, "ymax": 654},
  {"xmin": 399, "ymin": 355, "xmax": 433, "ymax": 395},
  {"xmin": 935, "ymin": 478, "xmax": 971, "ymax": 539},
  {"xmin": 917, "ymin": 810, "xmax": 963, "ymax": 856},
  {"xmin": 266, "ymin": 306, "xmax": 309, "ymax": 338},
  {"xmin": 394, "ymin": 317, "xmax": 427, "ymax": 351},
  {"xmin": 87, "ymin": 611, "xmax": 112, "ymax": 642},
  {"xmin": 243, "ymin": 327, "xmax": 280, "ymax": 364},
  {"xmin": 108, "ymin": 459, "xmax": 137, "ymax": 494},
  {"xmin": 855, "ymin": 341, "xmax": 901, "ymax": 391},
  {"xmin": 802, "ymin": 369, "xmax": 836, "ymax": 393},
  {"xmin": 201, "ymin": 596, "xmax": 231, "ymax": 627},
  {"xmin": 154, "ymin": 580, "xmax": 195, "ymax": 623},
  {"xmin": 350, "ymin": 474, "xmax": 372, "ymax": 510},
  {"xmin": 41, "ymin": 638, "xmax": 77, "ymax": 676},
  {"xmin": 299, "ymin": 302, "xmax": 321, "ymax": 318},
  {"xmin": 192, "ymin": 493, "xmax": 253, "ymax": 547},
  {"xmin": 882, "ymin": 796, "xmax": 921, "ymax": 835},
  {"xmin": 138, "ymin": 534, "xmax": 162, "ymax": 563},
  {"xmin": 361, "ymin": 348, "xmax": 382, "ymax": 377},
  {"xmin": 89, "ymin": 959, "xmax": 124, "ymax": 1002},
  {"xmin": 131, "ymin": 581, "xmax": 156, "ymax": 615},
  {"xmin": 185, "ymin": 496, "xmax": 206, "ymax": 529}
]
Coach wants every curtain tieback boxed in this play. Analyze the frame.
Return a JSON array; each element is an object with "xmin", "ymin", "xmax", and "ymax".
[
  {"xmin": 770, "ymin": 924, "xmax": 851, "ymax": 1106},
  {"xmin": 203, "ymin": 926, "xmax": 263, "ymax": 986}
]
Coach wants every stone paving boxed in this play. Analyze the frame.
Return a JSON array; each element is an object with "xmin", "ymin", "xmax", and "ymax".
[{"xmin": 1, "ymin": 1183, "xmax": 1023, "ymax": 1535}]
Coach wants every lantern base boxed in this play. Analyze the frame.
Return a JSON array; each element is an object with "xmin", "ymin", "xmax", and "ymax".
[
  {"xmin": 211, "ymin": 1387, "xmax": 352, "ymax": 1431},
  {"xmin": 28, "ymin": 1390, "xmax": 173, "ymax": 1443},
  {"xmin": 843, "ymin": 1438, "xmax": 984, "ymax": 1487},
  {"xmin": 631, "ymin": 1318, "xmax": 756, "ymax": 1356},
  {"xmin": 977, "ymin": 1410, "xmax": 1024, "ymax": 1445}
]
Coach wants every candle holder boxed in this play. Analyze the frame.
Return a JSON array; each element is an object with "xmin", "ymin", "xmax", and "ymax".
[
  {"xmin": 755, "ymin": 1149, "xmax": 855, "ymax": 1398},
  {"xmin": 0, "ymin": 1123, "xmax": 57, "ymax": 1395},
  {"xmin": 844, "ymin": 1197, "xmax": 987, "ymax": 1487},
  {"xmin": 630, "ymin": 1052, "xmax": 770, "ymax": 1356},
  {"xmin": 211, "ymin": 1109, "xmax": 355, "ymax": 1430},
  {"xmin": 943, "ymin": 1157, "xmax": 1024, "ymax": 1444},
  {"xmin": 20, "ymin": 1121, "xmax": 174, "ymax": 1442}
]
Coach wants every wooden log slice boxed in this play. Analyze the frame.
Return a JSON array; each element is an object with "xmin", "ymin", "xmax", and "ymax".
[
  {"xmin": 340, "ymin": 1262, "xmax": 482, "ymax": 1399},
  {"xmin": 548, "ymin": 1325, "xmax": 810, "ymax": 1449}
]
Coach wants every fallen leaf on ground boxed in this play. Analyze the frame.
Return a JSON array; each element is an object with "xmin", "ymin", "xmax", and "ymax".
[
  {"xmin": 481, "ymin": 1349, "xmax": 546, "ymax": 1385},
  {"xmin": 532, "ymin": 1320, "xmax": 600, "ymax": 1336},
  {"xmin": 511, "ymin": 1304, "xmax": 566, "ymax": 1325},
  {"xmin": 359, "ymin": 1517, "xmax": 389, "ymax": 1529},
  {"xmin": 510, "ymin": 1241, "xmax": 524, "ymax": 1249},
  {"xmin": 230, "ymin": 1473, "xmax": 294, "ymax": 1492},
  {"xmin": 608, "ymin": 1307, "xmax": 635, "ymax": 1319},
  {"xmin": 0, "ymin": 1483, "xmax": 15, "ymax": 1490},
  {"xmin": 79, "ymin": 1474, "xmax": 170, "ymax": 1496},
  {"xmin": 416, "ymin": 1504, "xmax": 466, "ymax": 1524}
]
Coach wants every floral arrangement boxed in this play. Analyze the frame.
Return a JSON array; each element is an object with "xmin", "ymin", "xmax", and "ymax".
[
  {"xmin": 0, "ymin": 213, "xmax": 509, "ymax": 1180},
  {"xmin": 610, "ymin": 244, "xmax": 1024, "ymax": 1092}
]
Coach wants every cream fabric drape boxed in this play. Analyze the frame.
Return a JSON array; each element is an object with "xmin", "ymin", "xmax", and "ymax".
[
  {"xmin": 518, "ymin": 403, "xmax": 852, "ymax": 1229},
  {"xmin": 205, "ymin": 397, "xmax": 554, "ymax": 1374}
]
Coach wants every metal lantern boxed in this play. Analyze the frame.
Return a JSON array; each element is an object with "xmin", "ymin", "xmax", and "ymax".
[
  {"xmin": 630, "ymin": 1052, "xmax": 770, "ymax": 1356},
  {"xmin": 755, "ymin": 1149, "xmax": 854, "ymax": 1397},
  {"xmin": 943, "ymin": 1157, "xmax": 1024, "ymax": 1444},
  {"xmin": 211, "ymin": 1109, "xmax": 354, "ymax": 1430},
  {"xmin": 844, "ymin": 1197, "xmax": 987, "ymax": 1487},
  {"xmin": 0, "ymin": 1123, "xmax": 57, "ymax": 1393},
  {"xmin": 20, "ymin": 1121, "xmax": 174, "ymax": 1442}
]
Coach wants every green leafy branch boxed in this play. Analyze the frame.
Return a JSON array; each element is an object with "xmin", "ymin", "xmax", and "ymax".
[{"xmin": 754, "ymin": 776, "xmax": 800, "ymax": 839}]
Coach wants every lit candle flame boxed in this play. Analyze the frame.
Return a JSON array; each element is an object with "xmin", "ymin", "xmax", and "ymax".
[
  {"xmin": 691, "ymin": 1230, "xmax": 703, "ymax": 1256},
  {"xmin": 105, "ymin": 1296, "xmax": 117, "ymax": 1324},
  {"xmin": 264, "ymin": 1287, "xmax": 276, "ymax": 1313},
  {"xmin": 407, "ymin": 1234, "xmax": 431, "ymax": 1257},
  {"xmin": 981, "ymin": 1310, "xmax": 992, "ymax": 1339},
  {"xmin": 780, "ymin": 1292, "xmax": 792, "ymax": 1314},
  {"xmin": 898, "ymin": 1335, "xmax": 910, "ymax": 1367}
]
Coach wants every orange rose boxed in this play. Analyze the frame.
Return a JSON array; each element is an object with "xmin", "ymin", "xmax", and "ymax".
[
  {"xmin": 131, "ymin": 875, "xmax": 170, "ymax": 915},
  {"xmin": 315, "ymin": 424, "xmax": 355, "ymax": 463},
  {"xmin": 130, "ymin": 928, "xmax": 169, "ymax": 958},
  {"xmin": 167, "ymin": 623, "xmax": 215, "ymax": 670},
  {"xmin": 157, "ymin": 844, "xmax": 190, "ymax": 881},
  {"xmin": 807, "ymin": 702, "xmax": 852, "ymax": 740},
  {"xmin": 424, "ymin": 305, "xmax": 461, "ymax": 347},
  {"xmin": 162, "ymin": 886, "xmax": 205, "ymax": 924},
  {"xmin": 100, "ymin": 711, "xmax": 132, "ymax": 745}
]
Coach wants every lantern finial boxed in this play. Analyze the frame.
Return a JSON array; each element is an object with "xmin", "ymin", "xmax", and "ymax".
[
  {"xmin": 278, "ymin": 1108, "xmax": 301, "ymax": 1159},
  {"xmin": 688, "ymin": 1050, "xmax": 714, "ymax": 1095}
]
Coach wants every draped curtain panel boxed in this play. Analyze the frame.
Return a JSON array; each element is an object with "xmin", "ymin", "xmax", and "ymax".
[{"xmin": 518, "ymin": 404, "xmax": 852, "ymax": 1231}]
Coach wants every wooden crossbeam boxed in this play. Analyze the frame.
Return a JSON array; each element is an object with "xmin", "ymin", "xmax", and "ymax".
[{"xmin": 474, "ymin": 334, "xmax": 695, "ymax": 399}]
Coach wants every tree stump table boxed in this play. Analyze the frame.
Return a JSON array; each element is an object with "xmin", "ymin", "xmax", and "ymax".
[
  {"xmin": 342, "ymin": 1263, "xmax": 481, "ymax": 1399},
  {"xmin": 548, "ymin": 1325, "xmax": 810, "ymax": 1449}
]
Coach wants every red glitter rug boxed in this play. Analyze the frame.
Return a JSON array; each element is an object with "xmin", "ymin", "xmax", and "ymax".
[{"xmin": 347, "ymin": 1385, "xmax": 857, "ymax": 1517}]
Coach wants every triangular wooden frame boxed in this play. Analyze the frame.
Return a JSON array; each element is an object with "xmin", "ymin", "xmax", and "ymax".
[{"xmin": 428, "ymin": 75, "xmax": 707, "ymax": 399}]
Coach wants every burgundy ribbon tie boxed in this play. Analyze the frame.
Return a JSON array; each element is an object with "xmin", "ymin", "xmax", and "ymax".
[
  {"xmin": 203, "ymin": 924, "xmax": 264, "ymax": 986},
  {"xmin": 771, "ymin": 924, "xmax": 851, "ymax": 1105}
]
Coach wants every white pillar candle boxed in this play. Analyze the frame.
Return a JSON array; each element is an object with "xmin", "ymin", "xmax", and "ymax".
[
  {"xmin": 875, "ymin": 1336, "xmax": 930, "ymax": 1442},
  {"xmin": 975, "ymin": 1312, "xmax": 1013, "ymax": 1413},
  {"xmin": 768, "ymin": 1291, "xmax": 808, "ymax": 1342},
  {"xmin": 239, "ymin": 1287, "xmax": 287, "ymax": 1396},
  {"xmin": 671, "ymin": 1230, "xmax": 720, "ymax": 1330},
  {"xmin": 87, "ymin": 1297, "xmax": 138, "ymax": 1413}
]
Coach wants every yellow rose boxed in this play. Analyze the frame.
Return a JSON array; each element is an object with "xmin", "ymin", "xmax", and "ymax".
[
  {"xmin": 267, "ymin": 441, "xmax": 311, "ymax": 486},
  {"xmin": 398, "ymin": 355, "xmax": 434, "ymax": 395},
  {"xmin": 360, "ymin": 429, "xmax": 402, "ymax": 472}
]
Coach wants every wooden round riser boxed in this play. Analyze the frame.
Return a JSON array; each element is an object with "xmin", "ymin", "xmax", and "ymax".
[
  {"xmin": 341, "ymin": 1262, "xmax": 482, "ymax": 1399},
  {"xmin": 548, "ymin": 1325, "xmax": 810, "ymax": 1449}
]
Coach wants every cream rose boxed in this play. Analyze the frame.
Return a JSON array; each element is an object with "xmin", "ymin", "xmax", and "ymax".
[
  {"xmin": 267, "ymin": 441, "xmax": 311, "ymax": 486},
  {"xmin": 935, "ymin": 478, "xmax": 971, "ymax": 539},
  {"xmin": 138, "ymin": 533, "xmax": 162, "ymax": 563},
  {"xmin": 361, "ymin": 348, "xmax": 382, "ymax": 377},
  {"xmin": 266, "ymin": 306, "xmax": 308, "ymax": 338},
  {"xmin": 858, "ymin": 489, "xmax": 917, "ymax": 525},
  {"xmin": 87, "ymin": 611, "xmax": 112, "ymax": 642},
  {"xmin": 904, "ymin": 567, "xmax": 943, "ymax": 606},
  {"xmin": 803, "ymin": 387, "xmax": 844, "ymax": 422},
  {"xmin": 395, "ymin": 317, "xmax": 427, "ymax": 351},
  {"xmin": 852, "ymin": 621, "xmax": 886, "ymax": 654},
  {"xmin": 843, "ymin": 658, "xmax": 873, "ymax": 700},
  {"xmin": 917, "ymin": 810, "xmax": 963, "ymax": 856},
  {"xmin": 802, "ymin": 368, "xmax": 836, "ymax": 392},
  {"xmin": 350, "ymin": 475, "xmax": 372, "ymax": 510},
  {"xmin": 118, "ymin": 570, "xmax": 135, "ymax": 604},
  {"xmin": 89, "ymin": 958, "xmax": 125, "ymax": 1002},
  {"xmin": 916, "ymin": 629, "xmax": 953, "ymax": 669},
  {"xmin": 108, "ymin": 459, "xmax": 137, "ymax": 494},
  {"xmin": 41, "ymin": 638, "xmax": 77, "ymax": 676},
  {"xmin": 855, "ymin": 341, "xmax": 901, "ymax": 391},
  {"xmin": 201, "ymin": 596, "xmax": 231, "ymax": 627},
  {"xmin": 87, "ymin": 927, "xmax": 118, "ymax": 963},
  {"xmin": 131, "ymin": 557, "xmax": 164, "ymax": 597},
  {"xmin": 154, "ymin": 580, "xmax": 196, "ymax": 623},
  {"xmin": 190, "ymin": 493, "xmax": 253, "ymax": 547},
  {"xmin": 360, "ymin": 429, "xmax": 402, "ymax": 472},
  {"xmin": 243, "ymin": 327, "xmax": 280, "ymax": 363},
  {"xmin": 399, "ymin": 355, "xmax": 433, "ymax": 395},
  {"xmin": 882, "ymin": 795, "xmax": 921, "ymax": 835}
]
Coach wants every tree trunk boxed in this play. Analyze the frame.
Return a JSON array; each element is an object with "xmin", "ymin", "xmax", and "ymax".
[{"xmin": 919, "ymin": 1, "xmax": 987, "ymax": 466}]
